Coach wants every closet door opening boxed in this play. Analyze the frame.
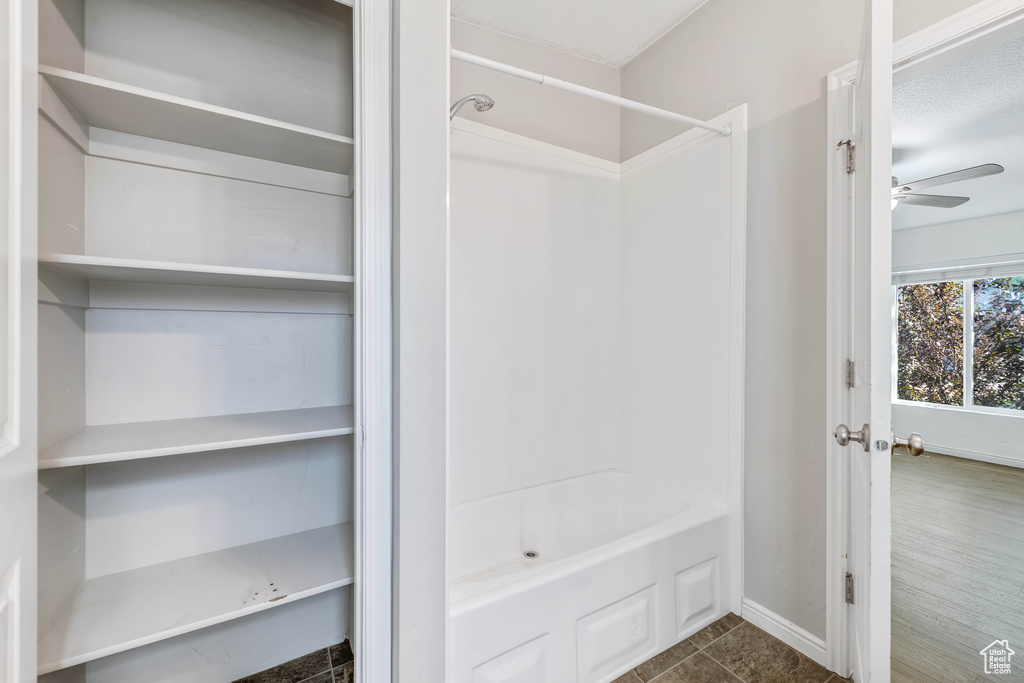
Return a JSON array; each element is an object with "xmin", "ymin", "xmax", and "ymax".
[{"xmin": 36, "ymin": 0, "xmax": 357, "ymax": 680}]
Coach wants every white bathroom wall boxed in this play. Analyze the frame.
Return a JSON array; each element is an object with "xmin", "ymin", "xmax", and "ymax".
[
  {"xmin": 450, "ymin": 120, "xmax": 621, "ymax": 505},
  {"xmin": 618, "ymin": 0, "xmax": 987, "ymax": 638},
  {"xmin": 451, "ymin": 20, "xmax": 620, "ymax": 162},
  {"xmin": 619, "ymin": 126, "xmax": 741, "ymax": 510}
]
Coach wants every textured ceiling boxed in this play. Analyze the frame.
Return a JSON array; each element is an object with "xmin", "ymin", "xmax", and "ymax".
[
  {"xmin": 892, "ymin": 35, "xmax": 1024, "ymax": 230},
  {"xmin": 450, "ymin": 0, "xmax": 712, "ymax": 67}
]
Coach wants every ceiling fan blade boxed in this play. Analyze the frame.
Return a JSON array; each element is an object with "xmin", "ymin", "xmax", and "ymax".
[
  {"xmin": 897, "ymin": 164, "xmax": 1004, "ymax": 192},
  {"xmin": 894, "ymin": 193, "xmax": 970, "ymax": 208}
]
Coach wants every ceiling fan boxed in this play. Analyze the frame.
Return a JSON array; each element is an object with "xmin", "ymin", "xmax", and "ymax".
[{"xmin": 891, "ymin": 163, "xmax": 1004, "ymax": 209}]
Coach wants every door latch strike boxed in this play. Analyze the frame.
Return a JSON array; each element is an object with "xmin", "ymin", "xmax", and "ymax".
[
  {"xmin": 837, "ymin": 140, "xmax": 855, "ymax": 174},
  {"xmin": 845, "ymin": 572, "xmax": 855, "ymax": 604},
  {"xmin": 845, "ymin": 359, "xmax": 855, "ymax": 389}
]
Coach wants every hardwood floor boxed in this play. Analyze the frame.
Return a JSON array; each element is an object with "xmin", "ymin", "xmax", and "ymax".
[{"xmin": 892, "ymin": 450, "xmax": 1024, "ymax": 682}]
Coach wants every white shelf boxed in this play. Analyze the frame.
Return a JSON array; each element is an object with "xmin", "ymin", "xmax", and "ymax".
[
  {"xmin": 39, "ymin": 253, "xmax": 354, "ymax": 293},
  {"xmin": 37, "ymin": 522, "xmax": 354, "ymax": 675},
  {"xmin": 39, "ymin": 405, "xmax": 354, "ymax": 469},
  {"xmin": 40, "ymin": 66, "xmax": 354, "ymax": 174}
]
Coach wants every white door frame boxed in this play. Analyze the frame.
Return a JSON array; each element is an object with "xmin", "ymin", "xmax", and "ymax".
[
  {"xmin": 352, "ymin": 0, "xmax": 393, "ymax": 680},
  {"xmin": 0, "ymin": 0, "xmax": 39, "ymax": 680},
  {"xmin": 825, "ymin": 0, "xmax": 1024, "ymax": 676}
]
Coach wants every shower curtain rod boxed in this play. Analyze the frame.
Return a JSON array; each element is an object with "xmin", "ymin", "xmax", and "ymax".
[{"xmin": 451, "ymin": 49, "xmax": 731, "ymax": 136}]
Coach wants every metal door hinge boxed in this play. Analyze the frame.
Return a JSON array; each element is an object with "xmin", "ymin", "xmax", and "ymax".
[
  {"xmin": 837, "ymin": 140, "xmax": 855, "ymax": 174},
  {"xmin": 845, "ymin": 572, "xmax": 855, "ymax": 604},
  {"xmin": 845, "ymin": 360, "xmax": 855, "ymax": 389}
]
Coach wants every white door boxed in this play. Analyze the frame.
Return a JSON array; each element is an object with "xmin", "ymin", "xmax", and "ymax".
[
  {"xmin": 0, "ymin": 0, "xmax": 37, "ymax": 681},
  {"xmin": 835, "ymin": 0, "xmax": 893, "ymax": 681}
]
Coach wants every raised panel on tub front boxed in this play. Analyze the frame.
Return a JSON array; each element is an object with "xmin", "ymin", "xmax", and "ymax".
[
  {"xmin": 449, "ymin": 478, "xmax": 733, "ymax": 683},
  {"xmin": 576, "ymin": 586, "xmax": 658, "ymax": 683},
  {"xmin": 675, "ymin": 559, "xmax": 717, "ymax": 635},
  {"xmin": 471, "ymin": 635, "xmax": 551, "ymax": 683}
]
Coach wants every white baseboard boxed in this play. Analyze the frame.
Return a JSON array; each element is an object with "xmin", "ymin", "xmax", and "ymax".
[
  {"xmin": 740, "ymin": 598, "xmax": 828, "ymax": 668},
  {"xmin": 926, "ymin": 443, "xmax": 1024, "ymax": 470}
]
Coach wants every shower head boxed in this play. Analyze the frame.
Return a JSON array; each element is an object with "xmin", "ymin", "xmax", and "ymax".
[{"xmin": 450, "ymin": 94, "xmax": 495, "ymax": 120}]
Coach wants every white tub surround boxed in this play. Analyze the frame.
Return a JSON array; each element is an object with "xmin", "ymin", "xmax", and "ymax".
[
  {"xmin": 449, "ymin": 107, "xmax": 746, "ymax": 683},
  {"xmin": 450, "ymin": 471, "xmax": 731, "ymax": 683}
]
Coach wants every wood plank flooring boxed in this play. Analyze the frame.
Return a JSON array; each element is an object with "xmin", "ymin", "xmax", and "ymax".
[{"xmin": 892, "ymin": 450, "xmax": 1024, "ymax": 682}]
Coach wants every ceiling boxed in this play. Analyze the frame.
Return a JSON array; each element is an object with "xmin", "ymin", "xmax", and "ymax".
[
  {"xmin": 892, "ymin": 35, "xmax": 1024, "ymax": 230},
  {"xmin": 450, "ymin": 0, "xmax": 711, "ymax": 67}
]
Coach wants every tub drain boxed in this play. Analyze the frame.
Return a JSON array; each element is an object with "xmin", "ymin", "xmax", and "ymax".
[{"xmin": 523, "ymin": 550, "xmax": 539, "ymax": 559}]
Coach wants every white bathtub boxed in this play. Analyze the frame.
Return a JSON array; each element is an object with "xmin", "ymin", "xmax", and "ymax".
[{"xmin": 449, "ymin": 470, "xmax": 736, "ymax": 683}]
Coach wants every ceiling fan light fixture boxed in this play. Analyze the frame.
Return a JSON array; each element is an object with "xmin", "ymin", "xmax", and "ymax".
[{"xmin": 890, "ymin": 163, "xmax": 1003, "ymax": 210}]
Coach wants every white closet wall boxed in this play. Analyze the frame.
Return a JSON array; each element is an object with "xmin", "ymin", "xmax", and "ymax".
[{"xmin": 36, "ymin": 0, "xmax": 356, "ymax": 679}]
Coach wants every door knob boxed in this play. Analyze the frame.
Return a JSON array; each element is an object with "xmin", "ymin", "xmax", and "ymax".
[
  {"xmin": 891, "ymin": 430, "xmax": 925, "ymax": 457},
  {"xmin": 834, "ymin": 423, "xmax": 870, "ymax": 452}
]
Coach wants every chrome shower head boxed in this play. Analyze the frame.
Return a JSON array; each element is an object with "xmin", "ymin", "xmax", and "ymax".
[{"xmin": 450, "ymin": 94, "xmax": 495, "ymax": 120}]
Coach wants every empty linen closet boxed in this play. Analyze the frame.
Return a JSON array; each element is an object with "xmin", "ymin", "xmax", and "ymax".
[{"xmin": 36, "ymin": 0, "xmax": 356, "ymax": 681}]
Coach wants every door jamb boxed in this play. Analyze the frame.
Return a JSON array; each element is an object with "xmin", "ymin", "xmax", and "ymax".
[
  {"xmin": 824, "ymin": 0, "xmax": 1024, "ymax": 676},
  {"xmin": 352, "ymin": 0, "xmax": 393, "ymax": 680}
]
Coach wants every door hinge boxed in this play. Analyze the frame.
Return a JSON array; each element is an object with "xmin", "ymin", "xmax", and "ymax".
[
  {"xmin": 837, "ymin": 139, "xmax": 855, "ymax": 174},
  {"xmin": 845, "ymin": 572, "xmax": 855, "ymax": 604},
  {"xmin": 845, "ymin": 359, "xmax": 855, "ymax": 389}
]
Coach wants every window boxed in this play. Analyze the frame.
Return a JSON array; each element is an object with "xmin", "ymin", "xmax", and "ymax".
[
  {"xmin": 896, "ymin": 276, "xmax": 1024, "ymax": 412},
  {"xmin": 973, "ymin": 277, "xmax": 1024, "ymax": 409}
]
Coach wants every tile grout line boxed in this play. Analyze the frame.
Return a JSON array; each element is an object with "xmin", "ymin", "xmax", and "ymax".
[
  {"xmin": 700, "ymin": 647, "xmax": 749, "ymax": 683},
  {"xmin": 695, "ymin": 619, "xmax": 746, "ymax": 652},
  {"xmin": 697, "ymin": 620, "xmax": 751, "ymax": 683},
  {"xmin": 638, "ymin": 620, "xmax": 843, "ymax": 683},
  {"xmin": 704, "ymin": 622, "xmax": 835, "ymax": 683},
  {"xmin": 646, "ymin": 620, "xmax": 748, "ymax": 683}
]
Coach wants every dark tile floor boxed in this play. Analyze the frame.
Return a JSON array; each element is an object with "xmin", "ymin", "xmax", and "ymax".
[
  {"xmin": 232, "ymin": 640, "xmax": 353, "ymax": 683},
  {"xmin": 233, "ymin": 617, "xmax": 848, "ymax": 683},
  {"xmin": 614, "ymin": 614, "xmax": 851, "ymax": 683}
]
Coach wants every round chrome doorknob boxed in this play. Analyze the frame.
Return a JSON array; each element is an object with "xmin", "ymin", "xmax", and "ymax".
[
  {"xmin": 891, "ymin": 431, "xmax": 925, "ymax": 457},
  {"xmin": 834, "ymin": 424, "xmax": 852, "ymax": 446},
  {"xmin": 834, "ymin": 423, "xmax": 870, "ymax": 452}
]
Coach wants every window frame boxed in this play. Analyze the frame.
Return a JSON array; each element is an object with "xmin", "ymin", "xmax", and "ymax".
[{"xmin": 892, "ymin": 276, "xmax": 1024, "ymax": 415}]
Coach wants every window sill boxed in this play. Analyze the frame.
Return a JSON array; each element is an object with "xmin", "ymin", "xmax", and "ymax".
[{"xmin": 892, "ymin": 399, "xmax": 1024, "ymax": 419}]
